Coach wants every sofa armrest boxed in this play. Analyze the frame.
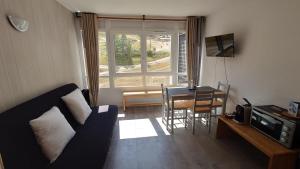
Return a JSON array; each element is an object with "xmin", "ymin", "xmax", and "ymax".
[{"xmin": 81, "ymin": 89, "xmax": 91, "ymax": 106}]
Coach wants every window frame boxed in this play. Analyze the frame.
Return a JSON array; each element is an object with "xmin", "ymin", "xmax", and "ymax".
[
  {"xmin": 177, "ymin": 32, "xmax": 188, "ymax": 85},
  {"xmin": 98, "ymin": 31, "xmax": 110, "ymax": 88},
  {"xmin": 99, "ymin": 29, "xmax": 183, "ymax": 90}
]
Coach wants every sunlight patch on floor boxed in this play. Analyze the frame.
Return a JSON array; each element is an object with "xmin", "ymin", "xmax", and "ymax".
[{"xmin": 119, "ymin": 119, "xmax": 158, "ymax": 139}]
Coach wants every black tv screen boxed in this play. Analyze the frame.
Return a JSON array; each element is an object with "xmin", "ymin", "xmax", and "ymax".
[{"xmin": 205, "ymin": 33, "xmax": 234, "ymax": 57}]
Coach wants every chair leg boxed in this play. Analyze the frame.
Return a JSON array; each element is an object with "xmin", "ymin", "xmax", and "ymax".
[
  {"xmin": 208, "ymin": 113, "xmax": 212, "ymax": 133},
  {"xmin": 171, "ymin": 108, "xmax": 174, "ymax": 134},
  {"xmin": 185, "ymin": 109, "xmax": 187, "ymax": 128},
  {"xmin": 166, "ymin": 110, "xmax": 170, "ymax": 130},
  {"xmin": 192, "ymin": 112, "xmax": 196, "ymax": 134},
  {"xmin": 162, "ymin": 109, "xmax": 165, "ymax": 123}
]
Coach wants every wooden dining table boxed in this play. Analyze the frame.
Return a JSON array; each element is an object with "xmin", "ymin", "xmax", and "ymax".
[{"xmin": 167, "ymin": 86, "xmax": 226, "ymax": 134}]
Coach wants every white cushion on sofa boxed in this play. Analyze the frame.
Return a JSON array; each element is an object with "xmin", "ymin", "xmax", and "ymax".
[
  {"xmin": 29, "ymin": 106, "xmax": 76, "ymax": 163},
  {"xmin": 62, "ymin": 89, "xmax": 92, "ymax": 125}
]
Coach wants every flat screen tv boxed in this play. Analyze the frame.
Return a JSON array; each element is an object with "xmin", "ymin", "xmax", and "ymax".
[{"xmin": 205, "ymin": 33, "xmax": 234, "ymax": 57}]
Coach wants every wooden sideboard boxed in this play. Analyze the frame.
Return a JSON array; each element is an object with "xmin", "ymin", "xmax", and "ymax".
[{"xmin": 216, "ymin": 116, "xmax": 299, "ymax": 169}]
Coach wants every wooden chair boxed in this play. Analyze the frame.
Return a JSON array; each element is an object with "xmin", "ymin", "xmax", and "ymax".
[
  {"xmin": 161, "ymin": 84, "xmax": 193, "ymax": 131},
  {"xmin": 212, "ymin": 82, "xmax": 230, "ymax": 116},
  {"xmin": 188, "ymin": 88, "xmax": 215, "ymax": 134}
]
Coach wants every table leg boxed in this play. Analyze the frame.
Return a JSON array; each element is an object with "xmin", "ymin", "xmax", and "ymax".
[{"xmin": 268, "ymin": 153, "xmax": 297, "ymax": 169}]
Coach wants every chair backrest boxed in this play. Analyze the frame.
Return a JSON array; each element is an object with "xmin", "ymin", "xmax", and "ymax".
[
  {"xmin": 193, "ymin": 88, "xmax": 215, "ymax": 111},
  {"xmin": 217, "ymin": 81, "xmax": 230, "ymax": 102}
]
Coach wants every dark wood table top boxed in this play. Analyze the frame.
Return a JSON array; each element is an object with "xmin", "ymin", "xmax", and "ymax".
[{"xmin": 167, "ymin": 86, "xmax": 224, "ymax": 98}]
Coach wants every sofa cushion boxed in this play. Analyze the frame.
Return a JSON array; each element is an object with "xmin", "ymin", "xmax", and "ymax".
[
  {"xmin": 30, "ymin": 106, "xmax": 76, "ymax": 163},
  {"xmin": 62, "ymin": 89, "xmax": 92, "ymax": 125},
  {"xmin": 49, "ymin": 105, "xmax": 118, "ymax": 169}
]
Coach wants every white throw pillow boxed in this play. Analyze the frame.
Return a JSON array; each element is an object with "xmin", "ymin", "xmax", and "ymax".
[
  {"xmin": 62, "ymin": 89, "xmax": 92, "ymax": 125},
  {"xmin": 30, "ymin": 106, "xmax": 76, "ymax": 163}
]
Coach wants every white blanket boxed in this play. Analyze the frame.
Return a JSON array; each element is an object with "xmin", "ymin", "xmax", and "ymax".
[{"xmin": 98, "ymin": 105, "xmax": 109, "ymax": 113}]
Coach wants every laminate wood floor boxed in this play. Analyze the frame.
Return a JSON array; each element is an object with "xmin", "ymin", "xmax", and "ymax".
[{"xmin": 103, "ymin": 106, "xmax": 267, "ymax": 169}]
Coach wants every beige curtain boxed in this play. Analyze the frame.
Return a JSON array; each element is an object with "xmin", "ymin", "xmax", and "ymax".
[
  {"xmin": 80, "ymin": 13, "xmax": 99, "ymax": 106},
  {"xmin": 186, "ymin": 16, "xmax": 205, "ymax": 86}
]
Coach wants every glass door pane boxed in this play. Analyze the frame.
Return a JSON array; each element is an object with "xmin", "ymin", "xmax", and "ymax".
[
  {"xmin": 146, "ymin": 34, "xmax": 171, "ymax": 72},
  {"xmin": 114, "ymin": 34, "xmax": 141, "ymax": 73}
]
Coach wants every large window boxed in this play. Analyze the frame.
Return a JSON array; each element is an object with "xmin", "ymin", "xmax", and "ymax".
[{"xmin": 96, "ymin": 20, "xmax": 187, "ymax": 89}]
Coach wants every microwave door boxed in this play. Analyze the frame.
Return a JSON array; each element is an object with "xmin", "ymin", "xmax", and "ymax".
[
  {"xmin": 252, "ymin": 111, "xmax": 283, "ymax": 139},
  {"xmin": 260, "ymin": 114, "xmax": 282, "ymax": 129}
]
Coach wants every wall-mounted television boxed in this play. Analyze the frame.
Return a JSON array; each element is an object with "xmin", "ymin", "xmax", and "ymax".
[{"xmin": 205, "ymin": 33, "xmax": 234, "ymax": 57}]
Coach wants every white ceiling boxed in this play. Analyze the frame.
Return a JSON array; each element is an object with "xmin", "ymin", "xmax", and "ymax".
[{"xmin": 56, "ymin": 0, "xmax": 236, "ymax": 17}]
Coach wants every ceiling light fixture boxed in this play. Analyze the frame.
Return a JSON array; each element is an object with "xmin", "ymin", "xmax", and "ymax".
[{"xmin": 7, "ymin": 15, "xmax": 29, "ymax": 32}]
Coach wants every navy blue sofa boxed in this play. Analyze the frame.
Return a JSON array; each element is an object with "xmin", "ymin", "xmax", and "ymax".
[{"xmin": 0, "ymin": 83, "xmax": 118, "ymax": 169}]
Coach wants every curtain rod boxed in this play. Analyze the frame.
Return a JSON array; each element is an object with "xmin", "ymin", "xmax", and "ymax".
[{"xmin": 97, "ymin": 15, "xmax": 186, "ymax": 22}]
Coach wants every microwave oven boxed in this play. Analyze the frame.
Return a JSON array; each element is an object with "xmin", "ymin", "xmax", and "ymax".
[{"xmin": 250, "ymin": 105, "xmax": 300, "ymax": 148}]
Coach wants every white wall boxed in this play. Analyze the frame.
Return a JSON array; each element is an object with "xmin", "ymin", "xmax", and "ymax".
[
  {"xmin": 0, "ymin": 0, "xmax": 83, "ymax": 112},
  {"xmin": 201, "ymin": 0, "xmax": 300, "ymax": 112}
]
